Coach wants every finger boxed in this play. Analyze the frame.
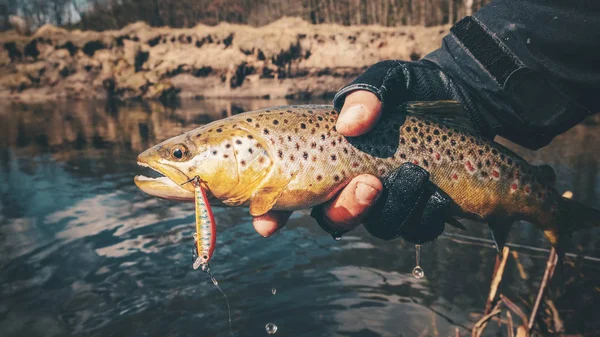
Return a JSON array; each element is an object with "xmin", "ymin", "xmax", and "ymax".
[
  {"xmin": 252, "ymin": 210, "xmax": 292, "ymax": 237},
  {"xmin": 323, "ymin": 174, "xmax": 383, "ymax": 231},
  {"xmin": 336, "ymin": 90, "xmax": 382, "ymax": 137}
]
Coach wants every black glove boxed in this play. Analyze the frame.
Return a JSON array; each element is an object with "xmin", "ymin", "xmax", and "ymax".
[
  {"xmin": 332, "ymin": 59, "xmax": 490, "ymax": 138},
  {"xmin": 362, "ymin": 163, "xmax": 457, "ymax": 244}
]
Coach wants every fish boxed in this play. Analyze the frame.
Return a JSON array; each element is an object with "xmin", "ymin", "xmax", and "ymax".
[{"xmin": 134, "ymin": 101, "xmax": 600, "ymax": 257}]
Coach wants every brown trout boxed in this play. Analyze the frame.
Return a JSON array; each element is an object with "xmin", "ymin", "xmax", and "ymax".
[{"xmin": 134, "ymin": 102, "xmax": 599, "ymax": 255}]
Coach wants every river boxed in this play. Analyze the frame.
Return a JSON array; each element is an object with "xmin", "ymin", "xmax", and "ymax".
[{"xmin": 1, "ymin": 99, "xmax": 598, "ymax": 337}]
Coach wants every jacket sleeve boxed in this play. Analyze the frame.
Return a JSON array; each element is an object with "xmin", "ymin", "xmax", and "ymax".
[{"xmin": 423, "ymin": 0, "xmax": 600, "ymax": 150}]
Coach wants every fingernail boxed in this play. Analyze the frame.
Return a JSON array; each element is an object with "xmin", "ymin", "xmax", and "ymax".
[
  {"xmin": 337, "ymin": 104, "xmax": 364, "ymax": 129},
  {"xmin": 355, "ymin": 182, "xmax": 381, "ymax": 206}
]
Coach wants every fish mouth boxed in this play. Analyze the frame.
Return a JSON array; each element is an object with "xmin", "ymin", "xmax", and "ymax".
[{"xmin": 134, "ymin": 159, "xmax": 195, "ymax": 201}]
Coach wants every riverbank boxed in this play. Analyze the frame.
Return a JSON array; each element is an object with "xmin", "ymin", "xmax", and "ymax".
[{"xmin": 0, "ymin": 18, "xmax": 449, "ymax": 102}]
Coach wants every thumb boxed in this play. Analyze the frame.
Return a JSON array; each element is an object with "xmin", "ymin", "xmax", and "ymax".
[{"xmin": 336, "ymin": 90, "xmax": 382, "ymax": 137}]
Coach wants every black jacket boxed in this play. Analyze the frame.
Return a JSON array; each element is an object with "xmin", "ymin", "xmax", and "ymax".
[{"xmin": 424, "ymin": 0, "xmax": 600, "ymax": 149}]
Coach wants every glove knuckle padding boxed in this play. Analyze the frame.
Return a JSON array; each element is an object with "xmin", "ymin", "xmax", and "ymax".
[
  {"xmin": 333, "ymin": 59, "xmax": 461, "ymax": 115},
  {"xmin": 362, "ymin": 163, "xmax": 427, "ymax": 240},
  {"xmin": 380, "ymin": 65, "xmax": 410, "ymax": 108},
  {"xmin": 396, "ymin": 190, "xmax": 448, "ymax": 244},
  {"xmin": 363, "ymin": 163, "xmax": 448, "ymax": 243},
  {"xmin": 333, "ymin": 60, "xmax": 408, "ymax": 111}
]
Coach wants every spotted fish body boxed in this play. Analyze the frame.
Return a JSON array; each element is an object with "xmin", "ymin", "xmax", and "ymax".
[
  {"xmin": 135, "ymin": 103, "xmax": 600, "ymax": 252},
  {"xmin": 194, "ymin": 105, "xmax": 557, "ymax": 217}
]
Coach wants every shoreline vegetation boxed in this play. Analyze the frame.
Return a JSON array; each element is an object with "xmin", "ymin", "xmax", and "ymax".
[{"xmin": 0, "ymin": 17, "xmax": 449, "ymax": 102}]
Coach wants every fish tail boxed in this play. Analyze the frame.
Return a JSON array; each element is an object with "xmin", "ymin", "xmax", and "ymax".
[
  {"xmin": 537, "ymin": 197, "xmax": 600, "ymax": 290},
  {"xmin": 559, "ymin": 197, "xmax": 600, "ymax": 232},
  {"xmin": 541, "ymin": 197, "xmax": 600, "ymax": 258}
]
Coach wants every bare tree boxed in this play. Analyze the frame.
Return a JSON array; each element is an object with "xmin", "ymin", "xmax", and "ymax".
[
  {"xmin": 9, "ymin": 15, "xmax": 31, "ymax": 34},
  {"xmin": 464, "ymin": 0, "xmax": 473, "ymax": 16},
  {"xmin": 3, "ymin": 0, "xmax": 491, "ymax": 32}
]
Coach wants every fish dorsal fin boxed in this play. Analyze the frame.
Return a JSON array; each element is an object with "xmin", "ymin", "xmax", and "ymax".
[{"xmin": 401, "ymin": 100, "xmax": 478, "ymax": 135}]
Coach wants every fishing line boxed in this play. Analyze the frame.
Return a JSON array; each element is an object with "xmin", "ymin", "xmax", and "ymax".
[
  {"xmin": 441, "ymin": 232, "xmax": 600, "ymax": 263},
  {"xmin": 206, "ymin": 266, "xmax": 234, "ymax": 337}
]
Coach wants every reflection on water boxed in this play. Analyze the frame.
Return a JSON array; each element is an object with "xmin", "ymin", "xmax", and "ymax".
[{"xmin": 0, "ymin": 99, "xmax": 599, "ymax": 337}]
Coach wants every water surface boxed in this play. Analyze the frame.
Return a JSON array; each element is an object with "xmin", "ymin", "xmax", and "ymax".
[{"xmin": 1, "ymin": 99, "xmax": 599, "ymax": 337}]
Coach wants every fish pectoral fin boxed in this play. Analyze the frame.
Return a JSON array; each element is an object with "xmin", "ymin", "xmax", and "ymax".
[
  {"xmin": 249, "ymin": 185, "xmax": 288, "ymax": 216},
  {"xmin": 249, "ymin": 164, "xmax": 295, "ymax": 217},
  {"xmin": 544, "ymin": 229, "xmax": 569, "ymax": 294},
  {"xmin": 446, "ymin": 217, "xmax": 467, "ymax": 231},
  {"xmin": 543, "ymin": 229, "xmax": 568, "ymax": 262},
  {"xmin": 401, "ymin": 100, "xmax": 478, "ymax": 135},
  {"xmin": 488, "ymin": 220, "xmax": 513, "ymax": 254}
]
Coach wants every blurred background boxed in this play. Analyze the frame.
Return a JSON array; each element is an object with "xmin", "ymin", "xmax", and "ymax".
[
  {"xmin": 1, "ymin": 0, "xmax": 489, "ymax": 30},
  {"xmin": 0, "ymin": 1, "xmax": 494, "ymax": 102},
  {"xmin": 1, "ymin": 1, "xmax": 599, "ymax": 337}
]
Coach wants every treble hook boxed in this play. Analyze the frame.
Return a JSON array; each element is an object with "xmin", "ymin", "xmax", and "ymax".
[
  {"xmin": 181, "ymin": 176, "xmax": 200, "ymax": 186},
  {"xmin": 191, "ymin": 233, "xmax": 210, "ymax": 272}
]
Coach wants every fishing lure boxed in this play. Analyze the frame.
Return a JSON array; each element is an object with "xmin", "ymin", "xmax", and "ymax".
[
  {"xmin": 181, "ymin": 177, "xmax": 233, "ymax": 336},
  {"xmin": 183, "ymin": 176, "xmax": 216, "ymax": 271}
]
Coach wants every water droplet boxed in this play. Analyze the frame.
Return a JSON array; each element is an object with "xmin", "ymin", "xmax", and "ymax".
[
  {"xmin": 412, "ymin": 244, "xmax": 425, "ymax": 279},
  {"xmin": 333, "ymin": 235, "xmax": 342, "ymax": 241},
  {"xmin": 415, "ymin": 244, "xmax": 421, "ymax": 265},
  {"xmin": 412, "ymin": 266, "xmax": 425, "ymax": 279},
  {"xmin": 265, "ymin": 323, "xmax": 278, "ymax": 334},
  {"xmin": 526, "ymin": 38, "xmax": 531, "ymax": 44},
  {"xmin": 271, "ymin": 287, "xmax": 276, "ymax": 295}
]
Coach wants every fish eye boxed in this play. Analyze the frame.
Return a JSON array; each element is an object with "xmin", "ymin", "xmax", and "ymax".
[{"xmin": 171, "ymin": 146, "xmax": 187, "ymax": 160}]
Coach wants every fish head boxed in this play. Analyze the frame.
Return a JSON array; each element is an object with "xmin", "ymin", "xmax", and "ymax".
[{"xmin": 135, "ymin": 119, "xmax": 274, "ymax": 206}]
